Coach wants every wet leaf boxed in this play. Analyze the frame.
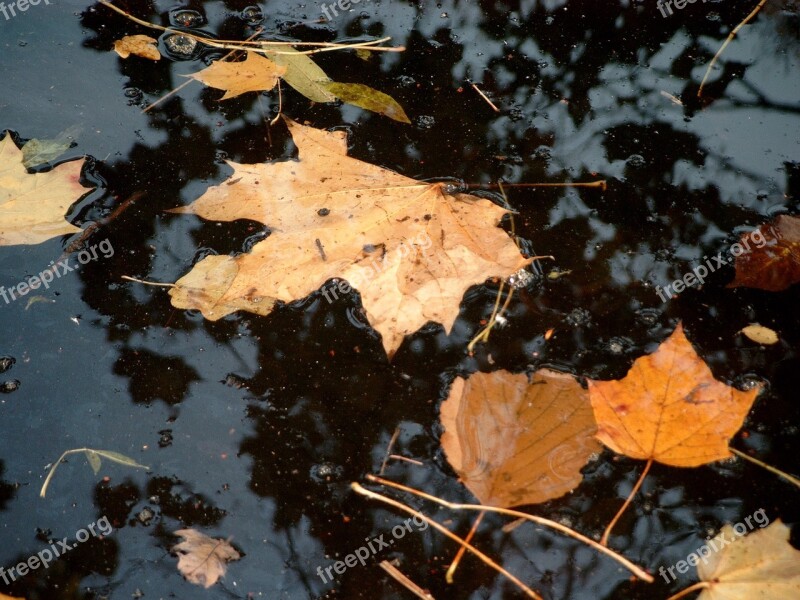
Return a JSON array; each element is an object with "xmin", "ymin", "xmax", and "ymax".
[
  {"xmin": 739, "ymin": 323, "xmax": 779, "ymax": 345},
  {"xmin": 93, "ymin": 450, "xmax": 149, "ymax": 469},
  {"xmin": 322, "ymin": 81, "xmax": 411, "ymax": 123},
  {"xmin": 588, "ymin": 322, "xmax": 762, "ymax": 467},
  {"xmin": 22, "ymin": 126, "xmax": 81, "ymax": 168},
  {"xmin": 440, "ymin": 369, "xmax": 601, "ymax": 507},
  {"xmin": 113, "ymin": 34, "xmax": 161, "ymax": 61},
  {"xmin": 85, "ymin": 449, "xmax": 102, "ymax": 475},
  {"xmin": 695, "ymin": 521, "xmax": 800, "ymax": 600},
  {"xmin": 172, "ymin": 529, "xmax": 241, "ymax": 588},
  {"xmin": 0, "ymin": 135, "xmax": 90, "ymax": 246},
  {"xmin": 728, "ymin": 215, "xmax": 800, "ymax": 292},
  {"xmin": 24, "ymin": 295, "xmax": 56, "ymax": 310},
  {"xmin": 186, "ymin": 51, "xmax": 287, "ymax": 100},
  {"xmin": 263, "ymin": 44, "xmax": 336, "ymax": 103},
  {"xmin": 168, "ymin": 118, "xmax": 529, "ymax": 356}
]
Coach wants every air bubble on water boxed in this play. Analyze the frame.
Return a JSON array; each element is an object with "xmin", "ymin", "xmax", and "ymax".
[
  {"xmin": 163, "ymin": 34, "xmax": 198, "ymax": 59},
  {"xmin": 169, "ymin": 9, "xmax": 205, "ymax": 28},
  {"xmin": 605, "ymin": 336, "xmax": 634, "ymax": 355},
  {"xmin": 626, "ymin": 154, "xmax": 647, "ymax": 168},
  {"xmin": 733, "ymin": 374, "xmax": 763, "ymax": 391},
  {"xmin": 0, "ymin": 356, "xmax": 15, "ymax": 374},
  {"xmin": 240, "ymin": 6, "xmax": 264, "ymax": 24},
  {"xmin": 0, "ymin": 380, "xmax": 20, "ymax": 393},
  {"xmin": 635, "ymin": 307, "xmax": 660, "ymax": 325},
  {"xmin": 310, "ymin": 462, "xmax": 344, "ymax": 483},
  {"xmin": 416, "ymin": 115, "xmax": 435, "ymax": 129}
]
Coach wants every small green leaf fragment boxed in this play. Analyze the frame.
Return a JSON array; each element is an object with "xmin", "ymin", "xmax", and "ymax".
[
  {"xmin": 85, "ymin": 449, "xmax": 102, "ymax": 475},
  {"xmin": 264, "ymin": 45, "xmax": 336, "ymax": 103},
  {"xmin": 322, "ymin": 82, "xmax": 411, "ymax": 124},
  {"xmin": 95, "ymin": 450, "xmax": 149, "ymax": 470},
  {"xmin": 22, "ymin": 125, "xmax": 82, "ymax": 168}
]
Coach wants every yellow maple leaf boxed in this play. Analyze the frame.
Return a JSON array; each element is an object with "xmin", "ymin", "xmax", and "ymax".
[
  {"xmin": 186, "ymin": 51, "xmax": 287, "ymax": 100},
  {"xmin": 168, "ymin": 118, "xmax": 530, "ymax": 356},
  {"xmin": 670, "ymin": 520, "xmax": 800, "ymax": 600},
  {"xmin": 0, "ymin": 135, "xmax": 90, "ymax": 246}
]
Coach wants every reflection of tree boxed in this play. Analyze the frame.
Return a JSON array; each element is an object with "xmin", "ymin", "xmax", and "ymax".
[
  {"xmin": 67, "ymin": 1, "xmax": 800, "ymax": 597},
  {"xmin": 0, "ymin": 461, "xmax": 14, "ymax": 510},
  {"xmin": 113, "ymin": 348, "xmax": 200, "ymax": 406}
]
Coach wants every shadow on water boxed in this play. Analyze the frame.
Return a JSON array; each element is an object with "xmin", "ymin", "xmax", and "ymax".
[{"xmin": 0, "ymin": 0, "xmax": 798, "ymax": 598}]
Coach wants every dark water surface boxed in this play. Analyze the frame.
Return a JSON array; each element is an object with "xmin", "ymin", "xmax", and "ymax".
[{"xmin": 1, "ymin": 0, "xmax": 799, "ymax": 598}]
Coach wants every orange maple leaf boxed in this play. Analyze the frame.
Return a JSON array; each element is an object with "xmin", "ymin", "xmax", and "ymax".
[
  {"xmin": 587, "ymin": 322, "xmax": 763, "ymax": 544},
  {"xmin": 588, "ymin": 322, "xmax": 761, "ymax": 468}
]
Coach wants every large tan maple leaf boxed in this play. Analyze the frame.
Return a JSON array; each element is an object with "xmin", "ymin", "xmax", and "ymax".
[
  {"xmin": 169, "ymin": 118, "xmax": 530, "ymax": 356},
  {"xmin": 0, "ymin": 135, "xmax": 88, "ymax": 245}
]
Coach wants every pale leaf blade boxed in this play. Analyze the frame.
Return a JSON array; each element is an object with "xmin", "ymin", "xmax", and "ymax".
[
  {"xmin": 85, "ymin": 449, "xmax": 102, "ymax": 475},
  {"xmin": 264, "ymin": 44, "xmax": 335, "ymax": 103},
  {"xmin": 323, "ymin": 81, "xmax": 411, "ymax": 123}
]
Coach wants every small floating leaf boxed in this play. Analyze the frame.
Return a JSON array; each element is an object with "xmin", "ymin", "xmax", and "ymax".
[
  {"xmin": 739, "ymin": 323, "xmax": 779, "ymax": 345},
  {"xmin": 322, "ymin": 82, "xmax": 411, "ymax": 123},
  {"xmin": 113, "ymin": 34, "xmax": 161, "ymax": 61}
]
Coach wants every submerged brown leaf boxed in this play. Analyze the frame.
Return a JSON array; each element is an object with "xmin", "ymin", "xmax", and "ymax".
[
  {"xmin": 172, "ymin": 529, "xmax": 241, "ymax": 588},
  {"xmin": 728, "ymin": 215, "xmax": 800, "ymax": 292},
  {"xmin": 440, "ymin": 369, "xmax": 601, "ymax": 507}
]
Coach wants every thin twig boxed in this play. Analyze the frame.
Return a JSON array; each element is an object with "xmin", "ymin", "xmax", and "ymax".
[
  {"xmin": 352, "ymin": 483, "xmax": 543, "ymax": 599},
  {"xmin": 697, "ymin": 0, "xmax": 768, "ymax": 97},
  {"xmin": 379, "ymin": 426, "xmax": 401, "ymax": 475},
  {"xmin": 469, "ymin": 82, "xmax": 500, "ymax": 113},
  {"xmin": 379, "ymin": 561, "xmax": 436, "ymax": 600},
  {"xmin": 729, "ymin": 446, "xmax": 800, "ymax": 489},
  {"xmin": 100, "ymin": 1, "xmax": 403, "ymax": 54},
  {"xmin": 601, "ymin": 458, "xmax": 654, "ymax": 546},
  {"xmin": 121, "ymin": 275, "xmax": 175, "ymax": 288},
  {"xmin": 388, "ymin": 455, "xmax": 423, "ymax": 467},
  {"xmin": 446, "ymin": 511, "xmax": 485, "ymax": 583},
  {"xmin": 365, "ymin": 474, "xmax": 653, "ymax": 582}
]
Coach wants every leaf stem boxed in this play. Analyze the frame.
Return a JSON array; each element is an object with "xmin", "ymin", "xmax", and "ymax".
[
  {"xmin": 697, "ymin": 0, "xmax": 768, "ymax": 97},
  {"xmin": 664, "ymin": 581, "xmax": 710, "ymax": 600},
  {"xmin": 601, "ymin": 458, "xmax": 653, "ymax": 546}
]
